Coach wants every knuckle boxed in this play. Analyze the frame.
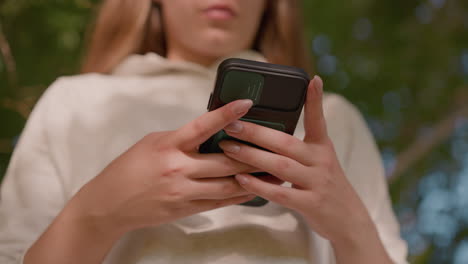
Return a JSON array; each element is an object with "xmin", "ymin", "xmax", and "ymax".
[
  {"xmin": 324, "ymin": 138, "xmax": 335, "ymax": 149},
  {"xmin": 160, "ymin": 160, "xmax": 186, "ymax": 178},
  {"xmin": 145, "ymin": 131, "xmax": 173, "ymax": 145},
  {"xmin": 141, "ymin": 132, "xmax": 161, "ymax": 147},
  {"xmin": 276, "ymin": 158, "xmax": 292, "ymax": 174},
  {"xmin": 167, "ymin": 203, "xmax": 186, "ymax": 215},
  {"xmin": 163, "ymin": 186, "xmax": 186, "ymax": 203},
  {"xmin": 151, "ymin": 131, "xmax": 165, "ymax": 139},
  {"xmin": 191, "ymin": 119, "xmax": 209, "ymax": 139},
  {"xmin": 319, "ymin": 150, "xmax": 335, "ymax": 172},
  {"xmin": 150, "ymin": 134, "xmax": 176, "ymax": 153},
  {"xmin": 153, "ymin": 143, "xmax": 174, "ymax": 154},
  {"xmin": 241, "ymin": 123, "xmax": 254, "ymax": 138},
  {"xmin": 221, "ymin": 181, "xmax": 240, "ymax": 195},
  {"xmin": 168, "ymin": 190, "xmax": 184, "ymax": 200},
  {"xmin": 142, "ymin": 132, "xmax": 157, "ymax": 142},
  {"xmin": 161, "ymin": 167, "xmax": 184, "ymax": 178}
]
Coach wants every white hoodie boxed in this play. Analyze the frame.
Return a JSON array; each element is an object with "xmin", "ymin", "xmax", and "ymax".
[{"xmin": 0, "ymin": 50, "xmax": 408, "ymax": 264}]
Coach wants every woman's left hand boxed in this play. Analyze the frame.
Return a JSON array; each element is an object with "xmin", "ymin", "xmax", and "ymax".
[{"xmin": 219, "ymin": 76, "xmax": 393, "ymax": 264}]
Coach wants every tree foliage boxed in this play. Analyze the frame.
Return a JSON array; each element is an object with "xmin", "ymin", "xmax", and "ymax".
[{"xmin": 1, "ymin": 0, "xmax": 468, "ymax": 262}]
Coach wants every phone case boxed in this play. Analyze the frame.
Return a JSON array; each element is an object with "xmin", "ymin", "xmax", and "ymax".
[
  {"xmin": 199, "ymin": 58, "xmax": 310, "ymax": 206},
  {"xmin": 200, "ymin": 58, "xmax": 310, "ymax": 153}
]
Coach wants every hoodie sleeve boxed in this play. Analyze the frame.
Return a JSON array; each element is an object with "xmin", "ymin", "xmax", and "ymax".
[
  {"xmin": 0, "ymin": 80, "xmax": 69, "ymax": 263},
  {"xmin": 324, "ymin": 94, "xmax": 409, "ymax": 264}
]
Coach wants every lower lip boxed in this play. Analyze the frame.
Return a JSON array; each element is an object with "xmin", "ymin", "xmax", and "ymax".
[{"xmin": 203, "ymin": 8, "xmax": 235, "ymax": 20}]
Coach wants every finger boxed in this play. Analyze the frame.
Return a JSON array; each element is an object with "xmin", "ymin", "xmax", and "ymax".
[
  {"xmin": 219, "ymin": 140, "xmax": 314, "ymax": 188},
  {"xmin": 234, "ymin": 173, "xmax": 304, "ymax": 209},
  {"xmin": 223, "ymin": 120, "xmax": 318, "ymax": 165},
  {"xmin": 186, "ymin": 177, "xmax": 250, "ymax": 200},
  {"xmin": 174, "ymin": 99, "xmax": 253, "ymax": 150},
  {"xmin": 303, "ymin": 76, "xmax": 329, "ymax": 143},
  {"xmin": 187, "ymin": 153, "xmax": 257, "ymax": 178},
  {"xmin": 192, "ymin": 194, "xmax": 257, "ymax": 212}
]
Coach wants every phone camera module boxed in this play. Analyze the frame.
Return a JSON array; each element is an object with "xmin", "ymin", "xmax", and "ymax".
[{"xmin": 220, "ymin": 70, "xmax": 264, "ymax": 105}]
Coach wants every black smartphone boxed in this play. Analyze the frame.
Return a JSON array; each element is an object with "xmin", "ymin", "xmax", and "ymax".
[{"xmin": 199, "ymin": 58, "xmax": 310, "ymax": 206}]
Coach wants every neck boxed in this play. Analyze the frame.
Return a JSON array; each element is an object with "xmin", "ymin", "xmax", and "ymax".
[{"xmin": 166, "ymin": 47, "xmax": 219, "ymax": 67}]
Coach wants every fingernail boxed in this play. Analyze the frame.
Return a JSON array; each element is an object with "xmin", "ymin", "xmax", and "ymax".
[
  {"xmin": 233, "ymin": 99, "xmax": 253, "ymax": 115},
  {"xmin": 236, "ymin": 174, "xmax": 249, "ymax": 185},
  {"xmin": 219, "ymin": 142, "xmax": 240, "ymax": 153},
  {"xmin": 313, "ymin": 75, "xmax": 323, "ymax": 95},
  {"xmin": 224, "ymin": 121, "xmax": 243, "ymax": 133}
]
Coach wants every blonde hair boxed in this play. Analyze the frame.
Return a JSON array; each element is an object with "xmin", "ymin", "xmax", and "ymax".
[{"xmin": 81, "ymin": 0, "xmax": 312, "ymax": 74}]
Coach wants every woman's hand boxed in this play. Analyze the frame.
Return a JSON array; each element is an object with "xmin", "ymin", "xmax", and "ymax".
[
  {"xmin": 24, "ymin": 99, "xmax": 265, "ymax": 264},
  {"xmin": 218, "ymin": 76, "xmax": 394, "ymax": 264},
  {"xmin": 72, "ymin": 99, "xmax": 261, "ymax": 235}
]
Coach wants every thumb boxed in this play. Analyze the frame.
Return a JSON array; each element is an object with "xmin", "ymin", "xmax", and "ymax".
[{"xmin": 303, "ymin": 76, "xmax": 328, "ymax": 143}]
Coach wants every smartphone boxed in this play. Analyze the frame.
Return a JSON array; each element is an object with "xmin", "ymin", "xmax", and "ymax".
[{"xmin": 199, "ymin": 58, "xmax": 310, "ymax": 206}]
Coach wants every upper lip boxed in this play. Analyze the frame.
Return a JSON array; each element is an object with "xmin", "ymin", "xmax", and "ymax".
[{"xmin": 203, "ymin": 2, "xmax": 238, "ymax": 16}]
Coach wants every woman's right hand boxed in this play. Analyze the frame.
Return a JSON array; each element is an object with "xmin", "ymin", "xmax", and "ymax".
[
  {"xmin": 24, "ymin": 99, "xmax": 262, "ymax": 264},
  {"xmin": 72, "ymin": 99, "xmax": 259, "ymax": 235}
]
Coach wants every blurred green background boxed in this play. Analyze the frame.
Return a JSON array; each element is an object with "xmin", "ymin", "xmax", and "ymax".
[{"xmin": 1, "ymin": 0, "xmax": 468, "ymax": 263}]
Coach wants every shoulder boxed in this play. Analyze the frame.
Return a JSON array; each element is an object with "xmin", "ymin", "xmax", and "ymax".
[
  {"xmin": 39, "ymin": 73, "xmax": 115, "ymax": 105},
  {"xmin": 40, "ymin": 73, "xmax": 157, "ymax": 114},
  {"xmin": 323, "ymin": 92, "xmax": 363, "ymax": 129},
  {"xmin": 322, "ymin": 93, "xmax": 370, "ymax": 165},
  {"xmin": 323, "ymin": 93, "xmax": 387, "ymax": 197},
  {"xmin": 48, "ymin": 73, "xmax": 111, "ymax": 89},
  {"xmin": 27, "ymin": 73, "xmax": 131, "ymax": 131},
  {"xmin": 323, "ymin": 92, "xmax": 371, "ymax": 143},
  {"xmin": 46, "ymin": 73, "xmax": 132, "ymax": 97}
]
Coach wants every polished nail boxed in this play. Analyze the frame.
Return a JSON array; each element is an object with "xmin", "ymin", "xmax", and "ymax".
[
  {"xmin": 220, "ymin": 142, "xmax": 240, "ymax": 153},
  {"xmin": 224, "ymin": 121, "xmax": 243, "ymax": 133},
  {"xmin": 313, "ymin": 75, "xmax": 323, "ymax": 95},
  {"xmin": 233, "ymin": 99, "xmax": 253, "ymax": 114},
  {"xmin": 236, "ymin": 174, "xmax": 249, "ymax": 185}
]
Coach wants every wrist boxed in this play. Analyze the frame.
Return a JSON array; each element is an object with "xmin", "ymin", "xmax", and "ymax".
[
  {"xmin": 330, "ymin": 211, "xmax": 375, "ymax": 248},
  {"xmin": 330, "ymin": 216, "xmax": 393, "ymax": 264},
  {"xmin": 24, "ymin": 195, "xmax": 126, "ymax": 264},
  {"xmin": 66, "ymin": 191, "xmax": 127, "ymax": 244}
]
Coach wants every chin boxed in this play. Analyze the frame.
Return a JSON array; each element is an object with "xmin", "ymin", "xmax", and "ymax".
[{"xmin": 196, "ymin": 28, "xmax": 248, "ymax": 57}]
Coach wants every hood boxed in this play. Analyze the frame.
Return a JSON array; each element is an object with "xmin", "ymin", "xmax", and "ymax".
[{"xmin": 111, "ymin": 50, "xmax": 267, "ymax": 77}]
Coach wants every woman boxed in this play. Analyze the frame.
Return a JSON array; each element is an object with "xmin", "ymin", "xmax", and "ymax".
[{"xmin": 0, "ymin": 0, "xmax": 408, "ymax": 263}]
